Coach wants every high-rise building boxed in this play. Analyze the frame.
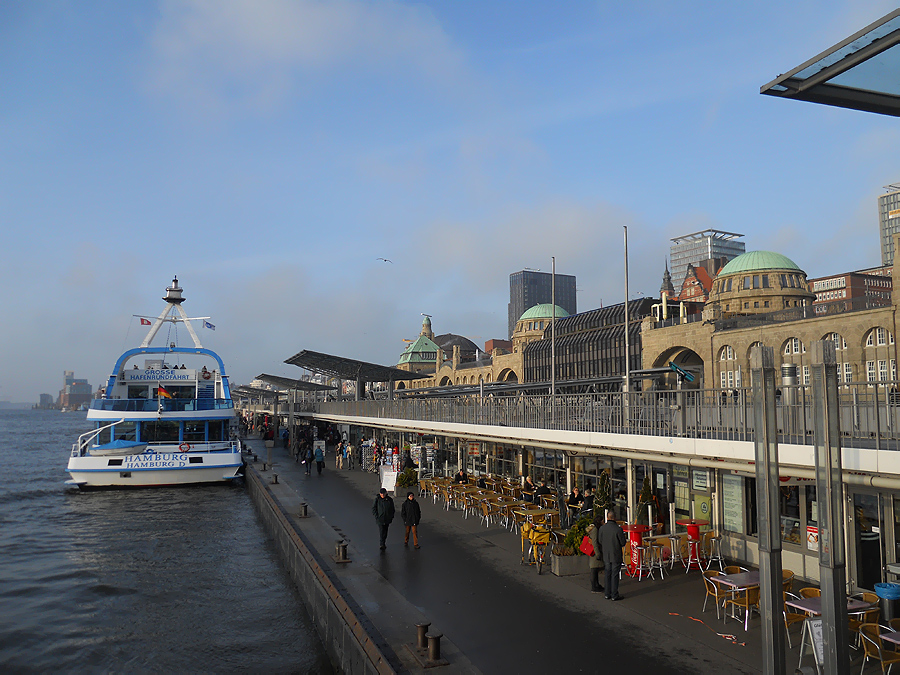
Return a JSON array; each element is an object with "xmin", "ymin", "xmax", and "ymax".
[
  {"xmin": 669, "ymin": 230, "xmax": 745, "ymax": 293},
  {"xmin": 878, "ymin": 183, "xmax": 900, "ymax": 265},
  {"xmin": 508, "ymin": 270, "xmax": 576, "ymax": 339},
  {"xmin": 57, "ymin": 370, "xmax": 92, "ymax": 409}
]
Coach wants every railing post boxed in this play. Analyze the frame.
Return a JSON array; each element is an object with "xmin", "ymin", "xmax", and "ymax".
[
  {"xmin": 750, "ymin": 345, "xmax": 786, "ymax": 675},
  {"xmin": 811, "ymin": 340, "xmax": 850, "ymax": 675}
]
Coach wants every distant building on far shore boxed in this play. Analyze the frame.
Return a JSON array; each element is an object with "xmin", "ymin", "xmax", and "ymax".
[
  {"xmin": 58, "ymin": 371, "xmax": 92, "ymax": 410},
  {"xmin": 37, "ymin": 393, "xmax": 54, "ymax": 409}
]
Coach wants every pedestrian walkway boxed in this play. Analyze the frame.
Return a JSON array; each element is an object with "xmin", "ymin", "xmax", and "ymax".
[{"xmin": 245, "ymin": 438, "xmax": 815, "ymax": 674}]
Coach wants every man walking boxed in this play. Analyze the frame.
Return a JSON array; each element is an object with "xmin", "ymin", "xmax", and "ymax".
[
  {"xmin": 372, "ymin": 488, "xmax": 395, "ymax": 551},
  {"xmin": 598, "ymin": 510, "xmax": 627, "ymax": 600},
  {"xmin": 400, "ymin": 491, "xmax": 421, "ymax": 549},
  {"xmin": 314, "ymin": 443, "xmax": 325, "ymax": 475}
]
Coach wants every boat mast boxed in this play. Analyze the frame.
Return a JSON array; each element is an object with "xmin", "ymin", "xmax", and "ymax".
[{"xmin": 140, "ymin": 277, "xmax": 205, "ymax": 349}]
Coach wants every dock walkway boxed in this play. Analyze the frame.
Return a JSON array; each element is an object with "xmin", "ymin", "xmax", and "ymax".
[{"xmin": 244, "ymin": 438, "xmax": 808, "ymax": 674}]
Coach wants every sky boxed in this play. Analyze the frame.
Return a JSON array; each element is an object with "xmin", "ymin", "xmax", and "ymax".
[{"xmin": 2, "ymin": 0, "xmax": 900, "ymax": 403}]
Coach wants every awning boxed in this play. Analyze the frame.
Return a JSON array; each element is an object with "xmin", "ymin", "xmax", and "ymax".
[
  {"xmin": 761, "ymin": 9, "xmax": 900, "ymax": 117},
  {"xmin": 231, "ymin": 385, "xmax": 288, "ymax": 399},
  {"xmin": 255, "ymin": 373, "xmax": 336, "ymax": 392},
  {"xmin": 284, "ymin": 349, "xmax": 430, "ymax": 382}
]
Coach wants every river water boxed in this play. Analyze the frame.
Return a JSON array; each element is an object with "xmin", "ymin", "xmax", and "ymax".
[{"xmin": 0, "ymin": 410, "xmax": 331, "ymax": 673}]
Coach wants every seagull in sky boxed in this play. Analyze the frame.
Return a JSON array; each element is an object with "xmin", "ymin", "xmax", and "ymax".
[{"xmin": 377, "ymin": 257, "xmax": 393, "ymax": 263}]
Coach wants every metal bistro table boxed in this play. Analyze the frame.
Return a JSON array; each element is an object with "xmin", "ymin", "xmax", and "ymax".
[
  {"xmin": 711, "ymin": 571, "xmax": 760, "ymax": 625},
  {"xmin": 786, "ymin": 595, "xmax": 875, "ymax": 671}
]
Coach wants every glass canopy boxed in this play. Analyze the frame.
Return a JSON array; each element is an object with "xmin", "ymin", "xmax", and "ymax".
[{"xmin": 761, "ymin": 9, "xmax": 900, "ymax": 117}]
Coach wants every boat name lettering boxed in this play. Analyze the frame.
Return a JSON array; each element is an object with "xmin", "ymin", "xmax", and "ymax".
[
  {"xmin": 123, "ymin": 453, "xmax": 188, "ymax": 468},
  {"xmin": 126, "ymin": 370, "xmax": 195, "ymax": 382}
]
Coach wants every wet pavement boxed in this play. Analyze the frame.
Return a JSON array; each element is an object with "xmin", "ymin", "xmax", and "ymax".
[{"xmin": 245, "ymin": 438, "xmax": 828, "ymax": 674}]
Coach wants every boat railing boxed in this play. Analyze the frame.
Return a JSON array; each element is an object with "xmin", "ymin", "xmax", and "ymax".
[
  {"xmin": 71, "ymin": 419, "xmax": 124, "ymax": 457},
  {"xmin": 90, "ymin": 399, "xmax": 234, "ymax": 412}
]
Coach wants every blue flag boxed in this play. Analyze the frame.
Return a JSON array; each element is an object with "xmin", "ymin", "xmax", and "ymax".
[{"xmin": 204, "ymin": 321, "xmax": 216, "ymax": 331}]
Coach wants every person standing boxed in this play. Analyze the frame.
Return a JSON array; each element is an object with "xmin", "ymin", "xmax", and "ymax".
[
  {"xmin": 335, "ymin": 441, "xmax": 344, "ymax": 469},
  {"xmin": 588, "ymin": 514, "xmax": 605, "ymax": 594},
  {"xmin": 314, "ymin": 443, "xmax": 325, "ymax": 475},
  {"xmin": 598, "ymin": 510, "xmax": 627, "ymax": 600},
  {"xmin": 303, "ymin": 444, "xmax": 314, "ymax": 476},
  {"xmin": 372, "ymin": 488, "xmax": 395, "ymax": 551},
  {"xmin": 346, "ymin": 443, "xmax": 354, "ymax": 470},
  {"xmin": 400, "ymin": 491, "xmax": 421, "ymax": 549}
]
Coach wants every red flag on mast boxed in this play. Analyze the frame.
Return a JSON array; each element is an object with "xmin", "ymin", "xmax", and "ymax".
[{"xmin": 140, "ymin": 318, "xmax": 151, "ymax": 326}]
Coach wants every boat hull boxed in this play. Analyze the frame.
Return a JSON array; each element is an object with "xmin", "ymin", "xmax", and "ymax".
[{"xmin": 67, "ymin": 450, "xmax": 244, "ymax": 488}]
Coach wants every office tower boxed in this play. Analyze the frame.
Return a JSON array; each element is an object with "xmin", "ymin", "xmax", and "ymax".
[
  {"xmin": 878, "ymin": 183, "xmax": 900, "ymax": 265},
  {"xmin": 508, "ymin": 270, "xmax": 576, "ymax": 339},
  {"xmin": 669, "ymin": 230, "xmax": 745, "ymax": 294}
]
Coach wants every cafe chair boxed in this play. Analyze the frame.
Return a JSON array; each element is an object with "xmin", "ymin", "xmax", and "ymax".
[
  {"xmin": 849, "ymin": 592, "xmax": 880, "ymax": 649},
  {"xmin": 724, "ymin": 584, "xmax": 760, "ymax": 631},
  {"xmin": 724, "ymin": 565, "xmax": 743, "ymax": 575},
  {"xmin": 860, "ymin": 622, "xmax": 900, "ymax": 673},
  {"xmin": 782, "ymin": 569, "xmax": 795, "ymax": 593},
  {"xmin": 479, "ymin": 501, "xmax": 500, "ymax": 528},
  {"xmin": 702, "ymin": 570, "xmax": 728, "ymax": 620},
  {"xmin": 783, "ymin": 592, "xmax": 806, "ymax": 648},
  {"xmin": 890, "ymin": 618, "xmax": 900, "ymax": 633},
  {"xmin": 798, "ymin": 587, "xmax": 821, "ymax": 598}
]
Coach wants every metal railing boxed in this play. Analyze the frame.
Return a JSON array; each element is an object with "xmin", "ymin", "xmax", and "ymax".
[
  {"xmin": 311, "ymin": 381, "xmax": 900, "ymax": 451},
  {"xmin": 90, "ymin": 398, "xmax": 234, "ymax": 412}
]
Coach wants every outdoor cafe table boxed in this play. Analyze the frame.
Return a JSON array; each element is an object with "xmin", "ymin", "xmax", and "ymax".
[
  {"xmin": 787, "ymin": 596, "xmax": 876, "ymax": 669},
  {"xmin": 515, "ymin": 508, "xmax": 558, "ymax": 525},
  {"xmin": 712, "ymin": 571, "xmax": 761, "ymax": 621},
  {"xmin": 622, "ymin": 523, "xmax": 651, "ymax": 575}
]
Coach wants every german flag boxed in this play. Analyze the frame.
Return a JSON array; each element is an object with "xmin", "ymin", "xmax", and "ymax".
[{"xmin": 157, "ymin": 385, "xmax": 173, "ymax": 399}]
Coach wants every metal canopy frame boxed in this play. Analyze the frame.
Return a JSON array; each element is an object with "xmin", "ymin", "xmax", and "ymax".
[
  {"xmin": 231, "ymin": 385, "xmax": 288, "ymax": 399},
  {"xmin": 284, "ymin": 349, "xmax": 429, "ymax": 383},
  {"xmin": 761, "ymin": 9, "xmax": 900, "ymax": 117},
  {"xmin": 254, "ymin": 373, "xmax": 336, "ymax": 392}
]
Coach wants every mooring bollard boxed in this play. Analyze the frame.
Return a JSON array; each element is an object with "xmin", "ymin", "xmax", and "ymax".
[
  {"xmin": 261, "ymin": 462, "xmax": 267, "ymax": 471},
  {"xmin": 272, "ymin": 473, "xmax": 278, "ymax": 484},
  {"xmin": 416, "ymin": 623, "xmax": 430, "ymax": 650},
  {"xmin": 426, "ymin": 633, "xmax": 443, "ymax": 662},
  {"xmin": 299, "ymin": 503, "xmax": 308, "ymax": 518},
  {"xmin": 334, "ymin": 540, "xmax": 349, "ymax": 561},
  {"xmin": 252, "ymin": 454, "xmax": 258, "ymax": 462}
]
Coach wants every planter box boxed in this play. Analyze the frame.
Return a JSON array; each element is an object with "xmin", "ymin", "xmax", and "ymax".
[{"xmin": 550, "ymin": 553, "xmax": 587, "ymax": 576}]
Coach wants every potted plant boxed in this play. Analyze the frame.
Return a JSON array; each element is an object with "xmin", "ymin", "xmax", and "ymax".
[
  {"xmin": 550, "ymin": 515, "xmax": 592, "ymax": 576},
  {"xmin": 395, "ymin": 467, "xmax": 418, "ymax": 489}
]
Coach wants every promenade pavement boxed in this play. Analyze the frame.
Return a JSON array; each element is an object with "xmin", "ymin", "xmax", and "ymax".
[{"xmin": 245, "ymin": 438, "xmax": 833, "ymax": 674}]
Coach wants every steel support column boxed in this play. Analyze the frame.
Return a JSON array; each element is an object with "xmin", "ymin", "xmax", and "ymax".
[
  {"xmin": 750, "ymin": 345, "xmax": 786, "ymax": 675},
  {"xmin": 810, "ymin": 340, "xmax": 850, "ymax": 674}
]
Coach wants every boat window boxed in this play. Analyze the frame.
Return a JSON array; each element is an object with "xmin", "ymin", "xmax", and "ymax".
[
  {"xmin": 97, "ymin": 426, "xmax": 111, "ymax": 445},
  {"xmin": 128, "ymin": 385, "xmax": 149, "ymax": 399},
  {"xmin": 208, "ymin": 421, "xmax": 225, "ymax": 441},
  {"xmin": 184, "ymin": 421, "xmax": 206, "ymax": 442},
  {"xmin": 189, "ymin": 457, "xmax": 203, "ymax": 464},
  {"xmin": 143, "ymin": 420, "xmax": 180, "ymax": 442},
  {"xmin": 113, "ymin": 421, "xmax": 137, "ymax": 441},
  {"xmin": 107, "ymin": 459, "xmax": 123, "ymax": 466}
]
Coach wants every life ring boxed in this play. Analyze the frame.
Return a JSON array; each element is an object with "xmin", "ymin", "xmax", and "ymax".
[
  {"xmin": 202, "ymin": 371, "xmax": 212, "ymax": 380},
  {"xmin": 179, "ymin": 443, "xmax": 191, "ymax": 452}
]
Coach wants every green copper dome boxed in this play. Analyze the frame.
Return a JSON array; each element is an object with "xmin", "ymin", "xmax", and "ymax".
[
  {"xmin": 519, "ymin": 303, "xmax": 569, "ymax": 322},
  {"xmin": 718, "ymin": 251, "xmax": 803, "ymax": 276}
]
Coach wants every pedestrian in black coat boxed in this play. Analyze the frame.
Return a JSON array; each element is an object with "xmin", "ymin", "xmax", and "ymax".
[
  {"xmin": 400, "ymin": 492, "xmax": 421, "ymax": 549},
  {"xmin": 372, "ymin": 488, "xmax": 395, "ymax": 551},
  {"xmin": 598, "ymin": 511, "xmax": 627, "ymax": 600}
]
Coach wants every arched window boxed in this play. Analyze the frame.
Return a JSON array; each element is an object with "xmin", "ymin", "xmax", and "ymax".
[
  {"xmin": 718, "ymin": 345, "xmax": 740, "ymax": 388},
  {"xmin": 863, "ymin": 327, "xmax": 895, "ymax": 384},
  {"xmin": 782, "ymin": 337, "xmax": 805, "ymax": 356}
]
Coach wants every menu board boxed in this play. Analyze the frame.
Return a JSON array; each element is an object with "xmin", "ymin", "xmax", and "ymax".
[{"xmin": 722, "ymin": 473, "xmax": 744, "ymax": 534}]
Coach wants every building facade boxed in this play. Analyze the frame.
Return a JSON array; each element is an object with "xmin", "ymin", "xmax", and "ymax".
[
  {"xmin": 508, "ymin": 270, "xmax": 576, "ymax": 339},
  {"xmin": 879, "ymin": 184, "xmax": 900, "ymax": 265},
  {"xmin": 669, "ymin": 229, "xmax": 745, "ymax": 295}
]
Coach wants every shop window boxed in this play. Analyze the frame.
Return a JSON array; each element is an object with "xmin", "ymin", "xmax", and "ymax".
[
  {"xmin": 780, "ymin": 485, "xmax": 802, "ymax": 545},
  {"xmin": 806, "ymin": 486, "xmax": 818, "ymax": 553}
]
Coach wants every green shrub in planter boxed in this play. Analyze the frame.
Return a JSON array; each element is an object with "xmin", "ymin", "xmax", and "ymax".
[
  {"xmin": 562, "ymin": 515, "xmax": 592, "ymax": 554},
  {"xmin": 395, "ymin": 468, "xmax": 418, "ymax": 488}
]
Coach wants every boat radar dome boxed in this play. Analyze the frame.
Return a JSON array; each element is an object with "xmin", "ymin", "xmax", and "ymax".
[{"xmin": 164, "ymin": 276, "xmax": 185, "ymax": 304}]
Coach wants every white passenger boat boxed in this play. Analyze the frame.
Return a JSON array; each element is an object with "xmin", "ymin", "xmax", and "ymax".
[{"xmin": 66, "ymin": 277, "xmax": 244, "ymax": 488}]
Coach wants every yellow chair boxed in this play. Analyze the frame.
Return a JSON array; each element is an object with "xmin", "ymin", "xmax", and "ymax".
[
  {"xmin": 702, "ymin": 570, "xmax": 728, "ymax": 619},
  {"xmin": 860, "ymin": 623, "xmax": 900, "ymax": 673},
  {"xmin": 782, "ymin": 569, "xmax": 795, "ymax": 593},
  {"xmin": 798, "ymin": 587, "xmax": 821, "ymax": 598},
  {"xmin": 849, "ymin": 592, "xmax": 880, "ymax": 649},
  {"xmin": 724, "ymin": 565, "xmax": 743, "ymax": 575},
  {"xmin": 783, "ymin": 592, "xmax": 806, "ymax": 648},
  {"xmin": 724, "ymin": 585, "xmax": 760, "ymax": 631}
]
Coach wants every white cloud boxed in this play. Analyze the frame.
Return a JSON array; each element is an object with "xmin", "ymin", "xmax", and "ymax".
[{"xmin": 146, "ymin": 0, "xmax": 468, "ymax": 114}]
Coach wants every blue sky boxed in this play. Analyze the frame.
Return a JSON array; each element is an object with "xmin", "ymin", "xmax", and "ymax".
[{"xmin": 2, "ymin": 0, "xmax": 899, "ymax": 402}]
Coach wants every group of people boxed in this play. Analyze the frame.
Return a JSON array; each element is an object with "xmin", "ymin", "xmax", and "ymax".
[{"xmin": 372, "ymin": 489, "xmax": 422, "ymax": 550}]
